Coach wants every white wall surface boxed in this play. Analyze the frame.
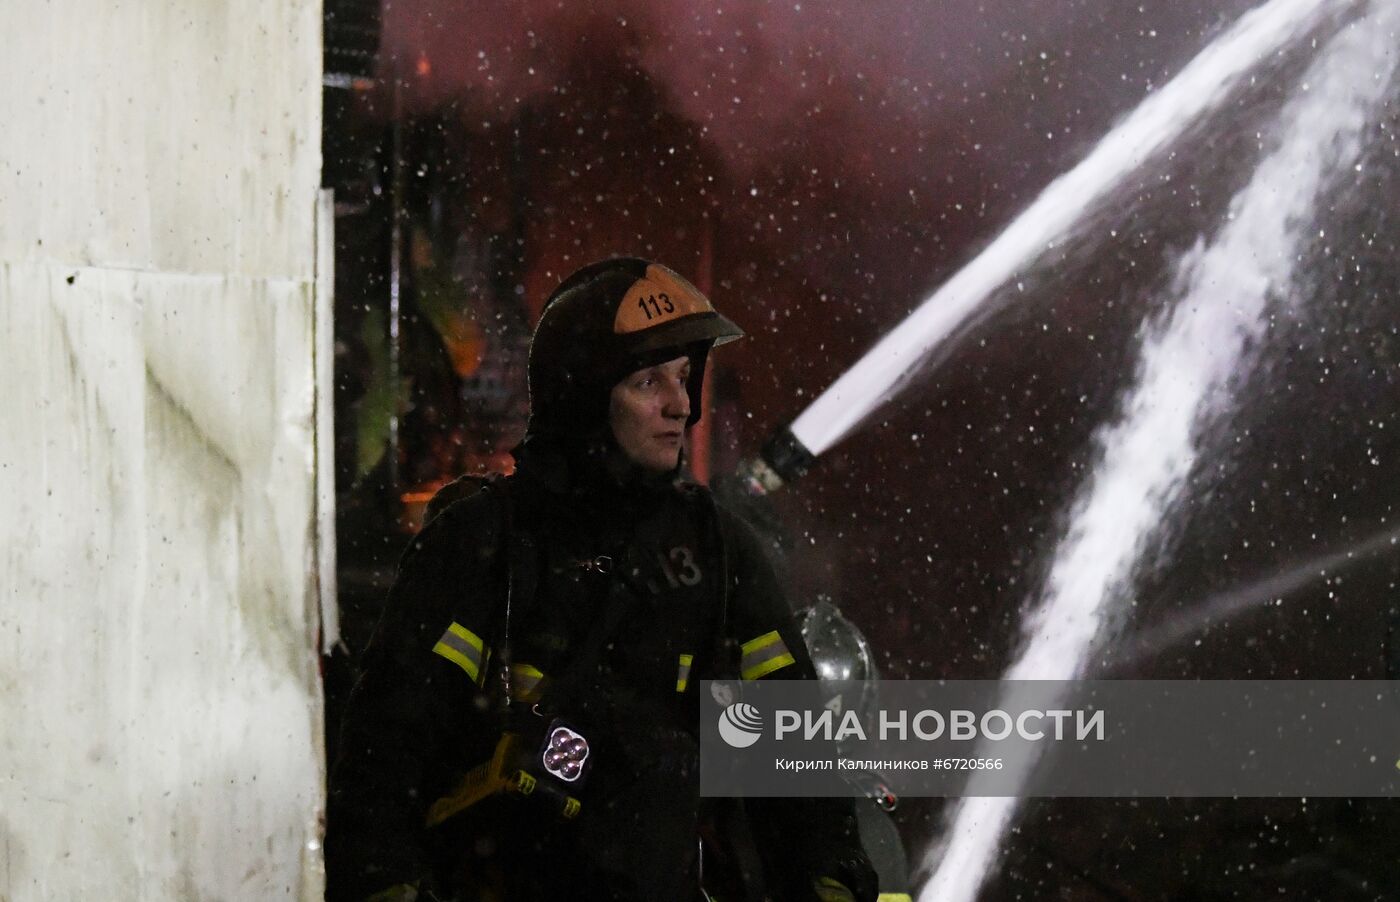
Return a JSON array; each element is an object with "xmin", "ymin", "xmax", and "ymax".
[{"xmin": 0, "ymin": 2, "xmax": 327, "ymax": 899}]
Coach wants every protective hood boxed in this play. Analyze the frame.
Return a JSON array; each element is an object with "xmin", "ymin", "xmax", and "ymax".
[{"xmin": 524, "ymin": 257, "xmax": 743, "ymax": 440}]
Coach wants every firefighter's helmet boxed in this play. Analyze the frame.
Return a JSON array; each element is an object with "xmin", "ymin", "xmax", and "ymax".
[{"xmin": 527, "ymin": 258, "xmax": 743, "ymax": 437}]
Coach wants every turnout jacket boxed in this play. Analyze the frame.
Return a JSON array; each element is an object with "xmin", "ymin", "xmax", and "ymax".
[{"xmin": 327, "ymin": 451, "xmax": 871, "ymax": 901}]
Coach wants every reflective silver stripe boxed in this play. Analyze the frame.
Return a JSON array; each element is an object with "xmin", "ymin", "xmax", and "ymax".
[
  {"xmin": 432, "ymin": 622, "xmax": 485, "ymax": 683},
  {"xmin": 739, "ymin": 631, "xmax": 796, "ymax": 680},
  {"xmin": 437, "ymin": 628, "xmax": 480, "ymax": 662}
]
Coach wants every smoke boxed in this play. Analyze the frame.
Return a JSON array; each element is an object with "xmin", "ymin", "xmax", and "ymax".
[
  {"xmin": 385, "ymin": 0, "xmax": 1010, "ymax": 151},
  {"xmin": 378, "ymin": 0, "xmax": 1237, "ymax": 184},
  {"xmin": 372, "ymin": 0, "xmax": 1266, "ymax": 444}
]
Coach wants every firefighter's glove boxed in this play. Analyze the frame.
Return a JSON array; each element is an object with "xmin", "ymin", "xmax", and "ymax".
[
  {"xmin": 364, "ymin": 883, "xmax": 418, "ymax": 902},
  {"xmin": 811, "ymin": 875, "xmax": 856, "ymax": 902},
  {"xmin": 811, "ymin": 851, "xmax": 878, "ymax": 902}
]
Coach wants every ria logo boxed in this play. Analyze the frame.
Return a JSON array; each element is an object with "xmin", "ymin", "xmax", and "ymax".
[{"xmin": 718, "ymin": 702, "xmax": 764, "ymax": 748}]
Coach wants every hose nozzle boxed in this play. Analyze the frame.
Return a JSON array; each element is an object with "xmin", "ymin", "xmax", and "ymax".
[{"xmin": 732, "ymin": 428, "xmax": 816, "ymax": 496}]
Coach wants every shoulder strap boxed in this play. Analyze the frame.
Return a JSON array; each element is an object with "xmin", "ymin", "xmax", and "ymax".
[
  {"xmin": 424, "ymin": 472, "xmax": 496, "ymax": 524},
  {"xmin": 535, "ymin": 487, "xmax": 729, "ymax": 711},
  {"xmin": 425, "ymin": 473, "xmax": 541, "ymax": 713},
  {"xmin": 691, "ymin": 486, "xmax": 736, "ymax": 679},
  {"xmin": 481, "ymin": 474, "xmax": 542, "ymax": 713},
  {"xmin": 535, "ymin": 499, "xmax": 671, "ymax": 712},
  {"xmin": 540, "ymin": 575, "xmax": 641, "ymax": 714}
]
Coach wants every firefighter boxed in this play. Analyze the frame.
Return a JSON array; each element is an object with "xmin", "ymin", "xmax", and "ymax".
[{"xmin": 327, "ymin": 258, "xmax": 876, "ymax": 902}]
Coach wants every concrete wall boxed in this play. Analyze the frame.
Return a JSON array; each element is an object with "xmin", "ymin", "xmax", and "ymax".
[{"xmin": 0, "ymin": 2, "xmax": 328, "ymax": 899}]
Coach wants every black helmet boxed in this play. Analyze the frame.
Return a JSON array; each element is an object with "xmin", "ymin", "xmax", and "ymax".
[{"xmin": 526, "ymin": 257, "xmax": 744, "ymax": 437}]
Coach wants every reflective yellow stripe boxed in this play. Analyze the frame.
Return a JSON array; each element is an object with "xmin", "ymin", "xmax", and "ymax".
[
  {"xmin": 814, "ymin": 876, "xmax": 853, "ymax": 901},
  {"xmin": 512, "ymin": 771, "xmax": 536, "ymax": 796},
  {"xmin": 739, "ymin": 630, "xmax": 796, "ymax": 680},
  {"xmin": 510, "ymin": 663, "xmax": 545, "ymax": 702},
  {"xmin": 740, "ymin": 630, "xmax": 780, "ymax": 655},
  {"xmin": 878, "ymin": 895, "xmax": 914, "ymax": 902},
  {"xmin": 432, "ymin": 642, "xmax": 477, "ymax": 680},
  {"xmin": 432, "ymin": 621, "xmax": 486, "ymax": 684},
  {"xmin": 676, "ymin": 654, "xmax": 694, "ymax": 692}
]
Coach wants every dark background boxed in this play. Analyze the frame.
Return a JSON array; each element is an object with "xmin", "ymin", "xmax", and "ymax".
[{"xmin": 322, "ymin": 1, "xmax": 1400, "ymax": 897}]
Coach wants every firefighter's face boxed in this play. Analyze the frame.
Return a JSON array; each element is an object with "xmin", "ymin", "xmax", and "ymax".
[{"xmin": 609, "ymin": 355, "xmax": 692, "ymax": 473}]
